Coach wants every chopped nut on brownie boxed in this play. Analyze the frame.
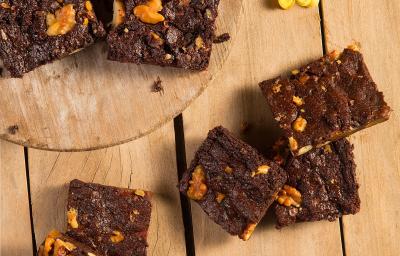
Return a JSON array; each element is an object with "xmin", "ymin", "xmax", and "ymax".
[
  {"xmin": 37, "ymin": 230, "xmax": 100, "ymax": 256},
  {"xmin": 274, "ymin": 139, "xmax": 360, "ymax": 228},
  {"xmin": 179, "ymin": 126, "xmax": 287, "ymax": 240}
]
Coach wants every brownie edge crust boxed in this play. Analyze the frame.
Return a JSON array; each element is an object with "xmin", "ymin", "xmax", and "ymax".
[{"xmin": 179, "ymin": 126, "xmax": 287, "ymax": 240}]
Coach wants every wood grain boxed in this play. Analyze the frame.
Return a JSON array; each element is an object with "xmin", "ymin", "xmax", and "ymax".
[
  {"xmin": 182, "ymin": 1, "xmax": 343, "ymax": 255},
  {"xmin": 322, "ymin": 0, "xmax": 400, "ymax": 255},
  {"xmin": 0, "ymin": 0, "xmax": 243, "ymax": 151},
  {"xmin": 0, "ymin": 142, "xmax": 32, "ymax": 255},
  {"xmin": 28, "ymin": 122, "xmax": 186, "ymax": 255}
]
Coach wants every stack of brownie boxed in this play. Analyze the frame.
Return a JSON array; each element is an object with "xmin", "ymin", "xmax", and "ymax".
[
  {"xmin": 0, "ymin": 0, "xmax": 223, "ymax": 77},
  {"xmin": 180, "ymin": 46, "xmax": 391, "ymax": 239},
  {"xmin": 38, "ymin": 180, "xmax": 152, "ymax": 256}
]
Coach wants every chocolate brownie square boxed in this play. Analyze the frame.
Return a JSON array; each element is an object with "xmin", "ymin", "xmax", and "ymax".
[
  {"xmin": 0, "ymin": 0, "xmax": 105, "ymax": 77},
  {"xmin": 38, "ymin": 230, "xmax": 101, "ymax": 256},
  {"xmin": 66, "ymin": 179, "xmax": 152, "ymax": 256},
  {"xmin": 274, "ymin": 139, "xmax": 360, "ymax": 228},
  {"xmin": 259, "ymin": 46, "xmax": 391, "ymax": 156},
  {"xmin": 107, "ymin": 0, "xmax": 220, "ymax": 70},
  {"xmin": 179, "ymin": 126, "xmax": 287, "ymax": 240}
]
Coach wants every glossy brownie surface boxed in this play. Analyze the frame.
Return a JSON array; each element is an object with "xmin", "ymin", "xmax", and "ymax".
[
  {"xmin": 259, "ymin": 48, "xmax": 391, "ymax": 156},
  {"xmin": 179, "ymin": 126, "xmax": 287, "ymax": 240}
]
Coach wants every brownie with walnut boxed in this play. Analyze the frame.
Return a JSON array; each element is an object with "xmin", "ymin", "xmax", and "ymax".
[
  {"xmin": 274, "ymin": 138, "xmax": 360, "ymax": 228},
  {"xmin": 0, "ymin": 0, "xmax": 105, "ymax": 77},
  {"xmin": 66, "ymin": 179, "xmax": 152, "ymax": 256},
  {"xmin": 107, "ymin": 0, "xmax": 220, "ymax": 70},
  {"xmin": 38, "ymin": 230, "xmax": 101, "ymax": 256},
  {"xmin": 179, "ymin": 126, "xmax": 287, "ymax": 240},
  {"xmin": 259, "ymin": 46, "xmax": 391, "ymax": 156}
]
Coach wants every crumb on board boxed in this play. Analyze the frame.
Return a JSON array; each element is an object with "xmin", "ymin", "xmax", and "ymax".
[
  {"xmin": 7, "ymin": 125, "xmax": 19, "ymax": 135},
  {"xmin": 151, "ymin": 77, "xmax": 164, "ymax": 94},
  {"xmin": 213, "ymin": 33, "xmax": 230, "ymax": 44}
]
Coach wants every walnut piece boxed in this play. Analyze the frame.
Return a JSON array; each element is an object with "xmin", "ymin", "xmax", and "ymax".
[
  {"xmin": 291, "ymin": 69, "xmax": 300, "ymax": 75},
  {"xmin": 276, "ymin": 185, "xmax": 301, "ymax": 207},
  {"xmin": 288, "ymin": 136, "xmax": 298, "ymax": 151},
  {"xmin": 149, "ymin": 31, "xmax": 164, "ymax": 47},
  {"xmin": 67, "ymin": 208, "xmax": 79, "ymax": 229},
  {"xmin": 85, "ymin": 0, "xmax": 95, "ymax": 19},
  {"xmin": 130, "ymin": 209, "xmax": 140, "ymax": 222},
  {"xmin": 292, "ymin": 95, "xmax": 304, "ymax": 106},
  {"xmin": 240, "ymin": 223, "xmax": 257, "ymax": 241},
  {"xmin": 112, "ymin": 0, "xmax": 125, "ymax": 28},
  {"xmin": 329, "ymin": 50, "xmax": 341, "ymax": 61},
  {"xmin": 110, "ymin": 230, "xmax": 124, "ymax": 243},
  {"xmin": 293, "ymin": 116, "xmax": 307, "ymax": 132},
  {"xmin": 42, "ymin": 230, "xmax": 61, "ymax": 255},
  {"xmin": 53, "ymin": 239, "xmax": 77, "ymax": 256},
  {"xmin": 195, "ymin": 36, "xmax": 204, "ymax": 50},
  {"xmin": 347, "ymin": 43, "xmax": 360, "ymax": 52},
  {"xmin": 299, "ymin": 75, "xmax": 310, "ymax": 84},
  {"xmin": 133, "ymin": 0, "xmax": 165, "ymax": 24},
  {"xmin": 224, "ymin": 166, "xmax": 233, "ymax": 174},
  {"xmin": 272, "ymin": 83, "xmax": 282, "ymax": 93},
  {"xmin": 323, "ymin": 144, "xmax": 333, "ymax": 153},
  {"xmin": 251, "ymin": 165, "xmax": 270, "ymax": 177},
  {"xmin": 297, "ymin": 145, "xmax": 313, "ymax": 155},
  {"xmin": 0, "ymin": 2, "xmax": 10, "ymax": 8},
  {"xmin": 46, "ymin": 4, "xmax": 76, "ymax": 36},
  {"xmin": 187, "ymin": 165, "xmax": 207, "ymax": 200},
  {"xmin": 215, "ymin": 192, "xmax": 225, "ymax": 203},
  {"xmin": 134, "ymin": 189, "xmax": 145, "ymax": 197}
]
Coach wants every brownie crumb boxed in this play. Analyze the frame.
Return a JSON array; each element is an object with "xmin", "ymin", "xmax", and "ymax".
[
  {"xmin": 152, "ymin": 77, "xmax": 164, "ymax": 94},
  {"xmin": 213, "ymin": 33, "xmax": 231, "ymax": 44},
  {"xmin": 7, "ymin": 125, "xmax": 18, "ymax": 135}
]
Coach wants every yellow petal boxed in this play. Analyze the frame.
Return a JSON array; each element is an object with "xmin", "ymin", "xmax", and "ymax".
[
  {"xmin": 278, "ymin": 0, "xmax": 295, "ymax": 10},
  {"xmin": 296, "ymin": 0, "xmax": 311, "ymax": 7}
]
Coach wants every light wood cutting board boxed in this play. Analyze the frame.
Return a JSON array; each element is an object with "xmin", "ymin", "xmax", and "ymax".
[{"xmin": 0, "ymin": 0, "xmax": 243, "ymax": 151}]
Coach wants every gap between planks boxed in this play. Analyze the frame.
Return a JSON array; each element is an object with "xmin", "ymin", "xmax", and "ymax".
[
  {"xmin": 24, "ymin": 147, "xmax": 37, "ymax": 256},
  {"xmin": 319, "ymin": 2, "xmax": 346, "ymax": 256},
  {"xmin": 174, "ymin": 115, "xmax": 196, "ymax": 256}
]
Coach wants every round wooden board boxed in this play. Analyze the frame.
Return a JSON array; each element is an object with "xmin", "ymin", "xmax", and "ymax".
[{"xmin": 0, "ymin": 1, "xmax": 243, "ymax": 151}]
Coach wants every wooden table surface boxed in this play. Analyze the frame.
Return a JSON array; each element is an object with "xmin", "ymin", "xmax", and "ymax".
[{"xmin": 1, "ymin": 0, "xmax": 399, "ymax": 255}]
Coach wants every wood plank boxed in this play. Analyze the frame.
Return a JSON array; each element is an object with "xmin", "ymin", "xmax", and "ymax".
[
  {"xmin": 322, "ymin": 1, "xmax": 400, "ymax": 255},
  {"xmin": 0, "ymin": 142, "xmax": 33, "ymax": 255},
  {"xmin": 182, "ymin": 2, "xmax": 343, "ymax": 255},
  {"xmin": 28, "ymin": 122, "xmax": 186, "ymax": 255},
  {"xmin": 0, "ymin": 0, "xmax": 243, "ymax": 152}
]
